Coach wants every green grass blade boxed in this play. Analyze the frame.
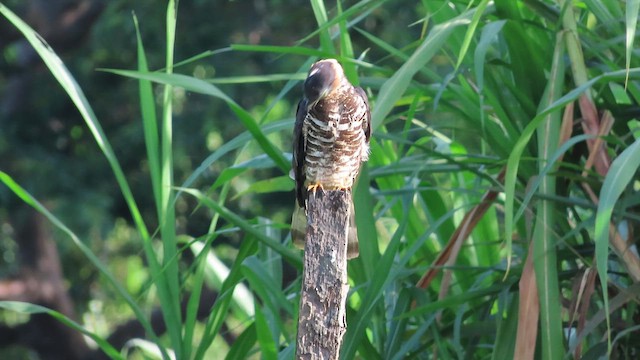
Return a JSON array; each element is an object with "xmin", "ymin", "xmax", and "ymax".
[
  {"xmin": 171, "ymin": 47, "xmax": 232, "ymax": 71},
  {"xmin": 296, "ymin": 0, "xmax": 385, "ymax": 47},
  {"xmin": 230, "ymin": 44, "xmax": 333, "ymax": 58},
  {"xmin": 181, "ymin": 188, "xmax": 301, "ymax": 268},
  {"xmin": 225, "ymin": 324, "xmax": 257, "ymax": 360},
  {"xmin": 133, "ymin": 15, "xmax": 161, "ymax": 211},
  {"xmin": 504, "ymin": 67, "xmax": 640, "ymax": 272},
  {"xmin": 354, "ymin": 27, "xmax": 408, "ymax": 62},
  {"xmin": 133, "ymin": 18, "xmax": 182, "ymax": 356},
  {"xmin": 383, "ymin": 288, "xmax": 412, "ymax": 359},
  {"xmin": 625, "ymin": 0, "xmax": 640, "ymax": 85},
  {"xmin": 454, "ymin": 0, "xmax": 491, "ymax": 71},
  {"xmin": 190, "ymin": 241, "xmax": 256, "ymax": 317},
  {"xmin": 193, "ymin": 234, "xmax": 258, "ymax": 360},
  {"xmin": 0, "ymin": 301, "xmax": 123, "ymax": 359},
  {"xmin": 234, "ymin": 175, "xmax": 293, "ymax": 198},
  {"xmin": 561, "ymin": 0, "xmax": 589, "ymax": 94},
  {"xmin": 594, "ymin": 136, "xmax": 640, "ymax": 354},
  {"xmin": 230, "ymin": 44, "xmax": 375, "ymax": 72},
  {"xmin": 309, "ymin": 0, "xmax": 333, "ymax": 52},
  {"xmin": 242, "ymin": 256, "xmax": 293, "ymax": 317},
  {"xmin": 242, "ymin": 258, "xmax": 284, "ymax": 360},
  {"xmin": 539, "ymin": 69, "xmax": 640, "ymax": 117},
  {"xmin": 122, "ymin": 339, "xmax": 176, "ymax": 360},
  {"xmin": 474, "ymin": 20, "xmax": 505, "ymax": 92},
  {"xmin": 389, "ymin": 315, "xmax": 433, "ymax": 360},
  {"xmin": 514, "ymin": 134, "xmax": 593, "ymax": 223},
  {"xmin": 186, "ymin": 237, "xmax": 256, "ymax": 360},
  {"xmin": 103, "ymin": 69, "xmax": 290, "ymax": 174},
  {"xmin": 159, "ymin": 2, "xmax": 183, "ymax": 357},
  {"xmin": 341, "ymin": 202, "xmax": 408, "ymax": 359},
  {"xmin": 532, "ymin": 31, "xmax": 566, "ymax": 360},
  {"xmin": 371, "ymin": 9, "xmax": 474, "ymax": 129},
  {"xmin": 405, "ymin": 280, "xmax": 516, "ymax": 317},
  {"xmin": 184, "ymin": 238, "xmax": 213, "ymax": 358},
  {"xmin": 353, "ymin": 165, "xmax": 379, "ymax": 279},
  {"xmin": 208, "ymin": 73, "xmax": 304, "ymax": 84},
  {"xmin": 253, "ymin": 303, "xmax": 278, "ymax": 360},
  {"xmin": 492, "ymin": 295, "xmax": 518, "ymax": 360},
  {"xmin": 474, "ymin": 19, "xmax": 505, "ymax": 148},
  {"xmin": 337, "ymin": 0, "xmax": 356, "ymax": 79},
  {"xmin": 179, "ymin": 120, "xmax": 291, "ymax": 194},
  {"xmin": 583, "ymin": 0, "xmax": 618, "ymax": 27},
  {"xmin": 133, "ymin": 14, "xmax": 161, "ymax": 210},
  {"xmin": 495, "ymin": 0, "xmax": 548, "ymax": 101}
]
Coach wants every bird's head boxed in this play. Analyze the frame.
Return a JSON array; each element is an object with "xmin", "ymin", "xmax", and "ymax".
[{"xmin": 303, "ymin": 59, "xmax": 345, "ymax": 105}]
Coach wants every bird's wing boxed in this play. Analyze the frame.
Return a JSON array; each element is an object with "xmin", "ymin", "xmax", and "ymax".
[
  {"xmin": 293, "ymin": 98, "xmax": 308, "ymax": 208},
  {"xmin": 355, "ymin": 87, "xmax": 371, "ymax": 143}
]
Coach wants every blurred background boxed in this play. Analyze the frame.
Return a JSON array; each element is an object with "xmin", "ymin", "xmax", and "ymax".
[{"xmin": 0, "ymin": 1, "xmax": 418, "ymax": 358}]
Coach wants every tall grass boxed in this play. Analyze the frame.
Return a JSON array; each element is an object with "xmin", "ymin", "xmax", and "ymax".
[{"xmin": 1, "ymin": 0, "xmax": 640, "ymax": 359}]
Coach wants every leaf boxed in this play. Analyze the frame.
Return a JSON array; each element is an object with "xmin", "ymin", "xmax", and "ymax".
[
  {"xmin": 190, "ymin": 241, "xmax": 255, "ymax": 317},
  {"xmin": 514, "ymin": 242, "xmax": 539, "ymax": 360},
  {"xmin": 133, "ymin": 13, "xmax": 161, "ymax": 208},
  {"xmin": 416, "ymin": 169, "xmax": 504, "ymax": 290},
  {"xmin": 234, "ymin": 176, "xmax": 294, "ymax": 199},
  {"xmin": 179, "ymin": 120, "xmax": 291, "ymax": 195},
  {"xmin": 309, "ymin": 0, "xmax": 334, "ymax": 53},
  {"xmin": 212, "ymin": 168, "xmax": 249, "ymax": 191},
  {"xmin": 253, "ymin": 303, "xmax": 278, "ymax": 360},
  {"xmin": 0, "ymin": 301, "xmax": 122, "ymax": 360},
  {"xmin": 455, "ymin": 0, "xmax": 491, "ymax": 71},
  {"xmin": 371, "ymin": 9, "xmax": 474, "ymax": 129},
  {"xmin": 341, "ymin": 196, "xmax": 411, "ymax": 359},
  {"xmin": 531, "ymin": 31, "xmax": 566, "ymax": 360},
  {"xmin": 594, "ymin": 136, "xmax": 640, "ymax": 349},
  {"xmin": 625, "ymin": 0, "xmax": 640, "ymax": 86},
  {"xmin": 103, "ymin": 69, "xmax": 290, "ymax": 174},
  {"xmin": 231, "ymin": 44, "xmax": 334, "ymax": 58},
  {"xmin": 504, "ymin": 67, "xmax": 640, "ymax": 275},
  {"xmin": 225, "ymin": 324, "xmax": 257, "ymax": 360},
  {"xmin": 474, "ymin": 20, "xmax": 506, "ymax": 93},
  {"xmin": 194, "ymin": 233, "xmax": 258, "ymax": 360},
  {"xmin": 122, "ymin": 339, "xmax": 175, "ymax": 360},
  {"xmin": 181, "ymin": 188, "xmax": 301, "ymax": 268}
]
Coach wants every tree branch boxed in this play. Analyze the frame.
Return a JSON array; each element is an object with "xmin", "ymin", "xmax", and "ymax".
[{"xmin": 295, "ymin": 190, "xmax": 350, "ymax": 360}]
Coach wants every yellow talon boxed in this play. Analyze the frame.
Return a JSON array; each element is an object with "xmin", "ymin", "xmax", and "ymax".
[{"xmin": 307, "ymin": 183, "xmax": 324, "ymax": 194}]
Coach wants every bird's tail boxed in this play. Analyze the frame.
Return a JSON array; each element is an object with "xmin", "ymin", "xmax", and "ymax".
[
  {"xmin": 291, "ymin": 197, "xmax": 359, "ymax": 259},
  {"xmin": 291, "ymin": 204, "xmax": 307, "ymax": 250},
  {"xmin": 346, "ymin": 198, "xmax": 359, "ymax": 259}
]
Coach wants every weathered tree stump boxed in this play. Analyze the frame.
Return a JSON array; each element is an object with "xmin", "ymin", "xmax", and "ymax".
[{"xmin": 295, "ymin": 190, "xmax": 351, "ymax": 360}]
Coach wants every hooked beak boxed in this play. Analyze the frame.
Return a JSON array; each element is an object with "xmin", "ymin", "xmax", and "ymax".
[{"xmin": 310, "ymin": 86, "xmax": 331, "ymax": 107}]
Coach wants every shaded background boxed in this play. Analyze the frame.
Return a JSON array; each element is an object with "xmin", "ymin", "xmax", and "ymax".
[{"xmin": 0, "ymin": 0, "xmax": 420, "ymax": 358}]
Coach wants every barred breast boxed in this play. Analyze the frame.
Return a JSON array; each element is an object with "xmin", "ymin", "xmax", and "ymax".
[{"xmin": 303, "ymin": 86, "xmax": 369, "ymax": 190}]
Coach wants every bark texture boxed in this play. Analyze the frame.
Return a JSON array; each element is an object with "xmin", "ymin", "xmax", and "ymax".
[{"xmin": 295, "ymin": 190, "xmax": 350, "ymax": 360}]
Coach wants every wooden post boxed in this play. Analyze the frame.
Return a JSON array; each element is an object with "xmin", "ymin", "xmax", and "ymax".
[{"xmin": 295, "ymin": 190, "xmax": 350, "ymax": 360}]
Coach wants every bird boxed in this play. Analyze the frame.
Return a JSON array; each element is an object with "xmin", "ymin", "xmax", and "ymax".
[{"xmin": 291, "ymin": 59, "xmax": 371, "ymax": 259}]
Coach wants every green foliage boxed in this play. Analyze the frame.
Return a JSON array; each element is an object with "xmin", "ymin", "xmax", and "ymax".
[{"xmin": 1, "ymin": 0, "xmax": 640, "ymax": 359}]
